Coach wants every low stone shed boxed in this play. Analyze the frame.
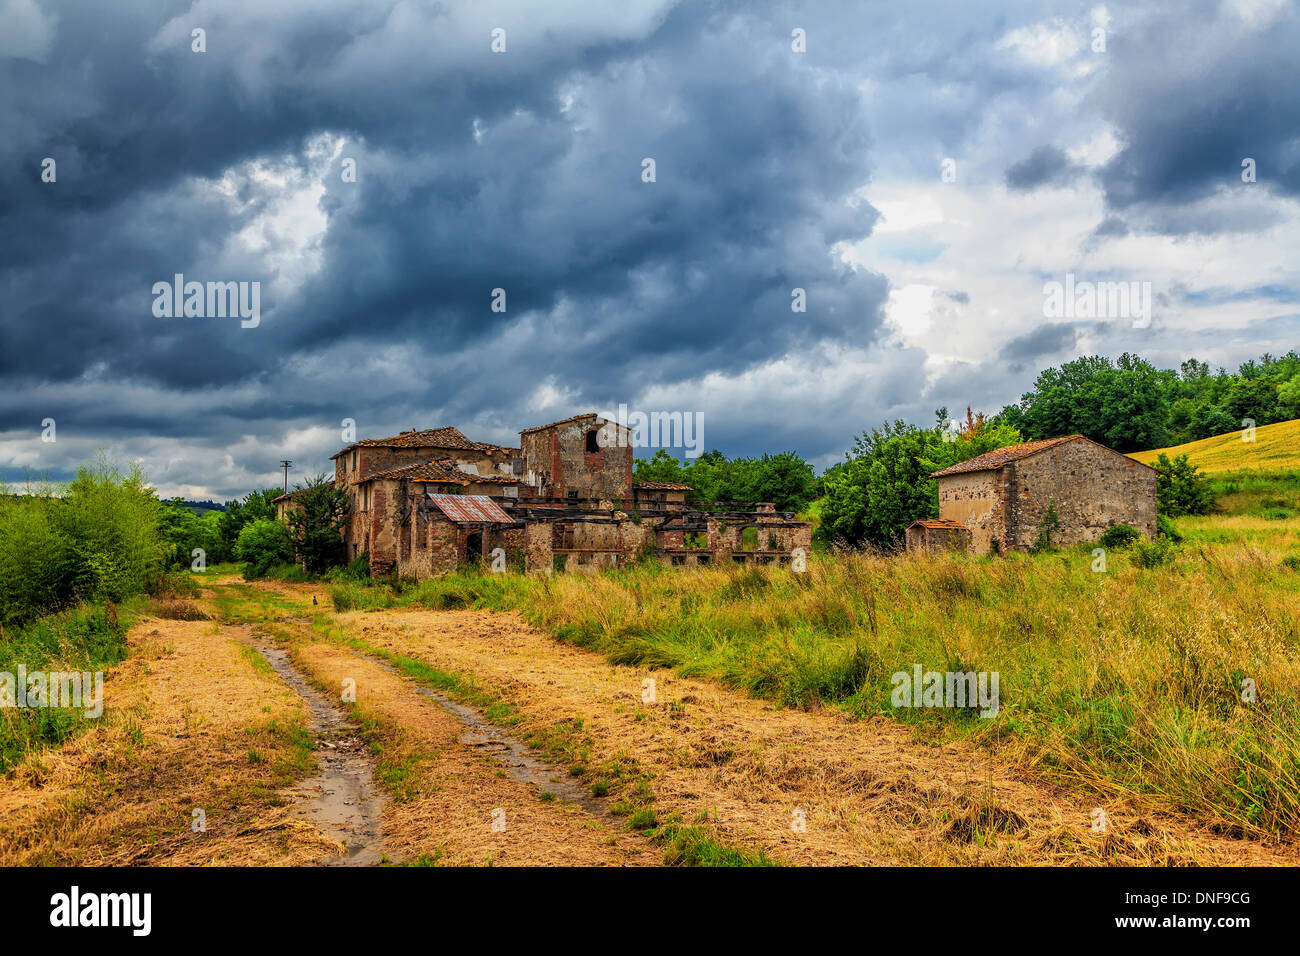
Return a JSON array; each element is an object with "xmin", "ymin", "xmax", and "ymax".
[{"xmin": 919, "ymin": 434, "xmax": 1157, "ymax": 555}]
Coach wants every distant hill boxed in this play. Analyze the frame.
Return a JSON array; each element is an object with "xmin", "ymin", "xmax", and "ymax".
[
  {"xmin": 1129, "ymin": 418, "xmax": 1300, "ymax": 474},
  {"xmin": 177, "ymin": 499, "xmax": 226, "ymax": 515}
]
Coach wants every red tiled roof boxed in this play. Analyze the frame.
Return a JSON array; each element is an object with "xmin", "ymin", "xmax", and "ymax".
[
  {"xmin": 930, "ymin": 435, "xmax": 1086, "ymax": 477},
  {"xmin": 330, "ymin": 426, "xmax": 492, "ymax": 459},
  {"xmin": 434, "ymin": 460, "xmax": 518, "ymax": 485},
  {"xmin": 361, "ymin": 458, "xmax": 522, "ymax": 486},
  {"xmin": 908, "ymin": 519, "xmax": 967, "ymax": 530},
  {"xmin": 634, "ymin": 480, "xmax": 693, "ymax": 491},
  {"xmin": 429, "ymin": 494, "xmax": 513, "ymax": 524},
  {"xmin": 364, "ymin": 461, "xmax": 463, "ymax": 483},
  {"xmin": 519, "ymin": 413, "xmax": 602, "ymax": 435}
]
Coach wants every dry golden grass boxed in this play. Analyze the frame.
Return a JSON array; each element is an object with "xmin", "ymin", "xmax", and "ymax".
[
  {"xmin": 0, "ymin": 616, "xmax": 333, "ymax": 865},
  {"xmin": 286, "ymin": 636, "xmax": 659, "ymax": 866},
  {"xmin": 313, "ymin": 603, "xmax": 1298, "ymax": 866},
  {"xmin": 1129, "ymin": 418, "xmax": 1300, "ymax": 473}
]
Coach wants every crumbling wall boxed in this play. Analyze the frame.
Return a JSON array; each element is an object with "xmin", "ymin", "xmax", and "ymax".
[
  {"xmin": 521, "ymin": 419, "xmax": 632, "ymax": 500},
  {"xmin": 524, "ymin": 522, "xmax": 553, "ymax": 573}
]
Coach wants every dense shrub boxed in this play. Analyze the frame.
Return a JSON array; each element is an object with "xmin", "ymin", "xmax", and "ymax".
[
  {"xmin": 0, "ymin": 459, "xmax": 169, "ymax": 628},
  {"xmin": 235, "ymin": 518, "xmax": 294, "ymax": 580},
  {"xmin": 1132, "ymin": 537, "xmax": 1178, "ymax": 568},
  {"xmin": 1156, "ymin": 514, "xmax": 1184, "ymax": 543},
  {"xmin": 1153, "ymin": 453, "xmax": 1216, "ymax": 517},
  {"xmin": 1098, "ymin": 524, "xmax": 1141, "ymax": 549}
]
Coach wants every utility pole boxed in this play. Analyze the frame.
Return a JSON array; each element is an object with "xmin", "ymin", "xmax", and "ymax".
[{"xmin": 280, "ymin": 460, "xmax": 292, "ymax": 495}]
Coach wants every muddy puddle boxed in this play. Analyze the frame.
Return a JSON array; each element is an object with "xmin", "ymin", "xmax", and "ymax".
[
  {"xmin": 365, "ymin": 655, "xmax": 609, "ymax": 815},
  {"xmin": 253, "ymin": 639, "xmax": 390, "ymax": 866}
]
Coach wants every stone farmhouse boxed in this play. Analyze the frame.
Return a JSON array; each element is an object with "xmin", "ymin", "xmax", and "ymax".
[
  {"xmin": 291, "ymin": 413, "xmax": 811, "ymax": 578},
  {"xmin": 909, "ymin": 434, "xmax": 1157, "ymax": 555}
]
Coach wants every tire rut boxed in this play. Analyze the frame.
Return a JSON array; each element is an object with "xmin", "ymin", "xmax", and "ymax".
[{"xmin": 247, "ymin": 633, "xmax": 390, "ymax": 866}]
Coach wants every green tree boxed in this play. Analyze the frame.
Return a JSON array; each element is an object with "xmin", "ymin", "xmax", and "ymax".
[
  {"xmin": 1189, "ymin": 403, "xmax": 1238, "ymax": 440},
  {"xmin": 1277, "ymin": 373, "xmax": 1300, "ymax": 419},
  {"xmin": 234, "ymin": 518, "xmax": 294, "ymax": 579},
  {"xmin": 1152, "ymin": 453, "xmax": 1216, "ymax": 517},
  {"xmin": 1016, "ymin": 354, "xmax": 1171, "ymax": 451},
  {"xmin": 218, "ymin": 488, "xmax": 281, "ymax": 558},
  {"xmin": 819, "ymin": 411, "xmax": 1025, "ymax": 549},
  {"xmin": 286, "ymin": 475, "xmax": 350, "ymax": 575}
]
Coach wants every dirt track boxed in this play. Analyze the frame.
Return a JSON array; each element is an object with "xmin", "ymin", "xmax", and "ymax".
[{"xmin": 2, "ymin": 573, "xmax": 1296, "ymax": 866}]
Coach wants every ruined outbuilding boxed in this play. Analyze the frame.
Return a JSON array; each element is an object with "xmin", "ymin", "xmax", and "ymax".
[
  {"xmin": 920, "ymin": 434, "xmax": 1157, "ymax": 555},
  {"xmin": 905, "ymin": 519, "xmax": 972, "ymax": 554},
  {"xmin": 317, "ymin": 415, "xmax": 811, "ymax": 578}
]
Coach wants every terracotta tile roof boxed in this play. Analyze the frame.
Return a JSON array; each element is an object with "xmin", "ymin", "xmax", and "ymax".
[
  {"xmin": 429, "ymin": 494, "xmax": 513, "ymax": 524},
  {"xmin": 908, "ymin": 519, "xmax": 967, "ymax": 530},
  {"xmin": 634, "ymin": 480, "xmax": 693, "ymax": 491},
  {"xmin": 363, "ymin": 460, "xmax": 463, "ymax": 483},
  {"xmin": 519, "ymin": 413, "xmax": 602, "ymax": 435},
  {"xmin": 930, "ymin": 435, "xmax": 1085, "ymax": 477},
  {"xmin": 434, "ymin": 461, "xmax": 518, "ymax": 485},
  {"xmin": 361, "ymin": 458, "xmax": 521, "ymax": 486},
  {"xmin": 330, "ymin": 426, "xmax": 491, "ymax": 459}
]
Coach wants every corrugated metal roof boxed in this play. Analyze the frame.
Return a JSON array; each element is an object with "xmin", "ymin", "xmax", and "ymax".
[
  {"xmin": 429, "ymin": 494, "xmax": 513, "ymax": 524},
  {"xmin": 909, "ymin": 519, "xmax": 967, "ymax": 530},
  {"xmin": 634, "ymin": 480, "xmax": 693, "ymax": 491}
]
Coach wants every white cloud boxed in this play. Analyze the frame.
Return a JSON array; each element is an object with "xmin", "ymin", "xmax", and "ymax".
[{"xmin": 0, "ymin": 0, "xmax": 55, "ymax": 62}]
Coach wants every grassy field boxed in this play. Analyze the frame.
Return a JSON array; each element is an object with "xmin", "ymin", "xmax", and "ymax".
[
  {"xmin": 330, "ymin": 509, "xmax": 1300, "ymax": 842},
  {"xmin": 1129, "ymin": 417, "xmax": 1300, "ymax": 474}
]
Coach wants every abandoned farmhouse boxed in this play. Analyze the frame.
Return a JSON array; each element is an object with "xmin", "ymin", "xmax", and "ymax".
[
  {"xmin": 279, "ymin": 414, "xmax": 811, "ymax": 578},
  {"xmin": 907, "ymin": 434, "xmax": 1158, "ymax": 555}
]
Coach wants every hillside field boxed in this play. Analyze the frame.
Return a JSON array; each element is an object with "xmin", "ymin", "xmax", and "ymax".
[{"xmin": 1129, "ymin": 418, "xmax": 1300, "ymax": 474}]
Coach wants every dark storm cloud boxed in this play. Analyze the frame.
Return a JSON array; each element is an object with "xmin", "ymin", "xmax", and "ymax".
[
  {"xmin": 998, "ymin": 323, "xmax": 1080, "ymax": 367},
  {"xmin": 1, "ymin": 0, "xmax": 1296, "ymax": 497},
  {"xmin": 0, "ymin": 0, "xmax": 887, "ymax": 478},
  {"xmin": 1005, "ymin": 145, "xmax": 1082, "ymax": 191},
  {"xmin": 1093, "ymin": 0, "xmax": 1300, "ymax": 218}
]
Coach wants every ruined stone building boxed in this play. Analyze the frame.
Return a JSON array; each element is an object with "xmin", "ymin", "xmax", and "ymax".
[
  {"xmin": 915, "ymin": 434, "xmax": 1157, "ymax": 555},
  {"xmin": 292, "ymin": 414, "xmax": 811, "ymax": 578}
]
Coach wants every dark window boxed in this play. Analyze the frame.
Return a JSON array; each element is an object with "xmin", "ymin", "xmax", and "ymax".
[
  {"xmin": 585, "ymin": 429, "xmax": 600, "ymax": 453},
  {"xmin": 567, "ymin": 489, "xmax": 579, "ymax": 502}
]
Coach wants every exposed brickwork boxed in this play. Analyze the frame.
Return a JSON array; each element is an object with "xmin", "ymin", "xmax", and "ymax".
[{"xmin": 310, "ymin": 411, "xmax": 811, "ymax": 579}]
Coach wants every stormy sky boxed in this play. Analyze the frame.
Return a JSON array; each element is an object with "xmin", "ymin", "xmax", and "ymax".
[{"xmin": 2, "ymin": 0, "xmax": 1297, "ymax": 500}]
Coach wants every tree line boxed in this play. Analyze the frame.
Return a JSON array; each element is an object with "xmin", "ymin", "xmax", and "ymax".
[{"xmin": 993, "ymin": 350, "xmax": 1300, "ymax": 452}]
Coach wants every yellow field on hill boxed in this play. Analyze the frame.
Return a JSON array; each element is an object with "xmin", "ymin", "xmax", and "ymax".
[{"xmin": 1129, "ymin": 418, "xmax": 1300, "ymax": 474}]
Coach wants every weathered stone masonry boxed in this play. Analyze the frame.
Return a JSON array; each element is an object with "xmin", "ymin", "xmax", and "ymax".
[
  {"xmin": 298, "ymin": 414, "xmax": 812, "ymax": 579},
  {"xmin": 924, "ymin": 434, "xmax": 1157, "ymax": 556}
]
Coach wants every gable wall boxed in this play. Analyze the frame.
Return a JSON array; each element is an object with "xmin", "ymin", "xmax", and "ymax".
[{"xmin": 1004, "ymin": 440, "xmax": 1157, "ymax": 548}]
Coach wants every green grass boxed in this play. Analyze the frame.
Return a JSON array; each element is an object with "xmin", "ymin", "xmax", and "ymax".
[
  {"xmin": 327, "ymin": 500, "xmax": 1300, "ymax": 840},
  {"xmin": 0, "ymin": 598, "xmax": 143, "ymax": 772}
]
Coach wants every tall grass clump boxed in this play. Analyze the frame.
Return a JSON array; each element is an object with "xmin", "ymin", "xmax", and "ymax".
[
  {"xmin": 0, "ymin": 456, "xmax": 169, "ymax": 769},
  {"xmin": 0, "ymin": 602, "xmax": 133, "ymax": 771}
]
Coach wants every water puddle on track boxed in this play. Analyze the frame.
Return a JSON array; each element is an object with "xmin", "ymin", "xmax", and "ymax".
[
  {"xmin": 252, "ymin": 637, "xmax": 390, "ymax": 866},
  {"xmin": 365, "ymin": 655, "xmax": 610, "ymax": 816}
]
